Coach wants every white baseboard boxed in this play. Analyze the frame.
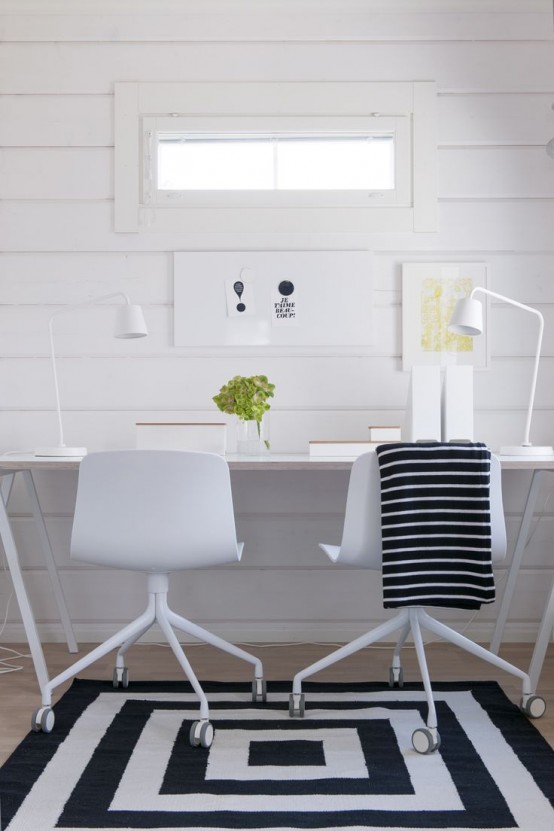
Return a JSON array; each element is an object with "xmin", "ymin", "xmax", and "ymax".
[{"xmin": 0, "ymin": 620, "xmax": 548, "ymax": 646}]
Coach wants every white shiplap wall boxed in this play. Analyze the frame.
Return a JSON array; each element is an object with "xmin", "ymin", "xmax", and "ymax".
[{"xmin": 1, "ymin": 0, "xmax": 554, "ymax": 645}]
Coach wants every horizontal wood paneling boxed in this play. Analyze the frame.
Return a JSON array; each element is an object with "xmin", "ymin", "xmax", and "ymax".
[
  {"xmin": 2, "ymin": 565, "xmax": 552, "ymax": 641},
  {"xmin": 0, "ymin": 95, "xmax": 112, "ymax": 147},
  {"xmin": 0, "ymin": 148, "xmax": 112, "ymax": 199},
  {"xmin": 4, "ymin": 146, "xmax": 554, "ymax": 200},
  {"xmin": 2, "ymin": 200, "xmax": 554, "ymax": 250},
  {"xmin": 439, "ymin": 94, "xmax": 554, "ymax": 146},
  {"xmin": 439, "ymin": 148, "xmax": 554, "ymax": 199},
  {"xmin": 0, "ymin": 253, "xmax": 171, "ymax": 303},
  {"xmin": 374, "ymin": 253, "xmax": 554, "ymax": 302},
  {"xmin": 4, "ymin": 303, "xmax": 554, "ymax": 361},
  {"xmin": 0, "ymin": 0, "xmax": 550, "ymax": 12},
  {"xmin": 2, "ymin": 407, "xmax": 554, "ymax": 458},
  {"xmin": 1, "ymin": 10, "xmax": 552, "ymax": 43},
  {"xmin": 1, "ymin": 1, "xmax": 554, "ymax": 646},
  {"xmin": 2, "ymin": 93, "xmax": 552, "ymax": 149},
  {"xmin": 8, "ymin": 510, "xmax": 554, "ymax": 573},
  {"xmin": 2, "ymin": 43, "xmax": 554, "ymax": 95},
  {"xmin": 0, "ymin": 305, "xmax": 395, "ymax": 357},
  {"xmin": 0, "ymin": 356, "xmax": 410, "ymax": 409},
  {"xmin": 2, "ymin": 251, "xmax": 554, "ymax": 305},
  {"xmin": 4, "ymin": 560, "xmax": 551, "ymax": 626}
]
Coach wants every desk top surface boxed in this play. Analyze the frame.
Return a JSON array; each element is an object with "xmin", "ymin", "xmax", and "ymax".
[
  {"xmin": 0, "ymin": 452, "xmax": 354, "ymax": 472},
  {"xmin": 2, "ymin": 451, "xmax": 554, "ymax": 473}
]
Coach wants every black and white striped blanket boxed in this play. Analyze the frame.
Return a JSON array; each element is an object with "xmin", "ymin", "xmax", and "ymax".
[{"xmin": 375, "ymin": 442, "xmax": 495, "ymax": 610}]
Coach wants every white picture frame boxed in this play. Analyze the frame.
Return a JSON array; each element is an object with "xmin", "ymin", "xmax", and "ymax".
[
  {"xmin": 174, "ymin": 250, "xmax": 373, "ymax": 353},
  {"xmin": 402, "ymin": 262, "xmax": 489, "ymax": 371}
]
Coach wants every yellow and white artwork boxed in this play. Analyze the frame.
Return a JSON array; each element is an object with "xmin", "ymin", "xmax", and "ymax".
[{"xmin": 402, "ymin": 263, "xmax": 489, "ymax": 371}]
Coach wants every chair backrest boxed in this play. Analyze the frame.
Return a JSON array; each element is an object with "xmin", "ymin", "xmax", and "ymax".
[
  {"xmin": 70, "ymin": 450, "xmax": 242, "ymax": 572},
  {"xmin": 325, "ymin": 450, "xmax": 506, "ymax": 568}
]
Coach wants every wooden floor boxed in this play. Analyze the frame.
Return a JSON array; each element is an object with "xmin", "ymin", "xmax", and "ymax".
[{"xmin": 1, "ymin": 639, "xmax": 553, "ymax": 766}]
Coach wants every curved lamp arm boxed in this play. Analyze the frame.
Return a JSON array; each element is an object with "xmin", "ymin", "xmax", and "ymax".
[
  {"xmin": 44, "ymin": 292, "xmax": 148, "ymax": 455},
  {"xmin": 470, "ymin": 287, "xmax": 543, "ymax": 448},
  {"xmin": 450, "ymin": 286, "xmax": 544, "ymax": 450}
]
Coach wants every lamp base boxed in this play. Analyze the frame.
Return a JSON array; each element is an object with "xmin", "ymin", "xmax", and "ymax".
[
  {"xmin": 34, "ymin": 446, "xmax": 87, "ymax": 457},
  {"xmin": 499, "ymin": 444, "xmax": 554, "ymax": 457}
]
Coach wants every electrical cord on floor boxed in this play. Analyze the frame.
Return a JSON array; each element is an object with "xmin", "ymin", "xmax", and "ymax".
[
  {"xmin": 0, "ymin": 594, "xmax": 31, "ymax": 674},
  {"xmin": 0, "ymin": 548, "xmax": 30, "ymax": 674}
]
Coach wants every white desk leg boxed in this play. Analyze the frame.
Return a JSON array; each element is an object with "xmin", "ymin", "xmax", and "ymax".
[
  {"xmin": 1, "ymin": 474, "xmax": 15, "ymax": 508},
  {"xmin": 0, "ymin": 486, "xmax": 50, "ymax": 695},
  {"xmin": 490, "ymin": 469, "xmax": 544, "ymax": 655},
  {"xmin": 528, "ymin": 578, "xmax": 554, "ymax": 691},
  {"xmin": 21, "ymin": 470, "xmax": 78, "ymax": 653}
]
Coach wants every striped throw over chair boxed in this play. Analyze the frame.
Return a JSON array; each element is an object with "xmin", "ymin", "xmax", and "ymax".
[{"xmin": 289, "ymin": 443, "xmax": 546, "ymax": 753}]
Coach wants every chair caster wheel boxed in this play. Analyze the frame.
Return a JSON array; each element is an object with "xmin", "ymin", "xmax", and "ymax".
[
  {"xmin": 252, "ymin": 678, "xmax": 267, "ymax": 702},
  {"xmin": 32, "ymin": 706, "xmax": 55, "ymax": 733},
  {"xmin": 520, "ymin": 695, "xmax": 546, "ymax": 719},
  {"xmin": 289, "ymin": 693, "xmax": 305, "ymax": 718},
  {"xmin": 113, "ymin": 667, "xmax": 129, "ymax": 688},
  {"xmin": 189, "ymin": 720, "xmax": 214, "ymax": 748},
  {"xmin": 412, "ymin": 727, "xmax": 440, "ymax": 754},
  {"xmin": 388, "ymin": 666, "xmax": 404, "ymax": 688}
]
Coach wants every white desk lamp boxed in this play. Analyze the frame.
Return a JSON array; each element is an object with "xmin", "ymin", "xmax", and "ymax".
[
  {"xmin": 35, "ymin": 292, "xmax": 148, "ymax": 457},
  {"xmin": 449, "ymin": 287, "xmax": 553, "ymax": 456}
]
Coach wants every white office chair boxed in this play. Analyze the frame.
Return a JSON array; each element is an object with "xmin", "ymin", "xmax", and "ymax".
[
  {"xmin": 289, "ymin": 450, "xmax": 545, "ymax": 753},
  {"xmin": 31, "ymin": 450, "xmax": 265, "ymax": 748}
]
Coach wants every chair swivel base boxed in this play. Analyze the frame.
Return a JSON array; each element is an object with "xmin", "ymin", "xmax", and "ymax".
[
  {"xmin": 289, "ymin": 606, "xmax": 546, "ymax": 754},
  {"xmin": 32, "ymin": 575, "xmax": 265, "ymax": 747}
]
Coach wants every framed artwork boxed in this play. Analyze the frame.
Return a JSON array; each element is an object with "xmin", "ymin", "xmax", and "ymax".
[
  {"xmin": 402, "ymin": 262, "xmax": 489, "ymax": 371},
  {"xmin": 174, "ymin": 250, "xmax": 374, "ymax": 352}
]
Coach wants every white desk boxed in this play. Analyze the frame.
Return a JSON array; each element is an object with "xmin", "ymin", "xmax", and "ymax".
[
  {"xmin": 490, "ymin": 457, "xmax": 554, "ymax": 690},
  {"xmin": 1, "ymin": 451, "xmax": 553, "ymax": 700},
  {"xmin": 0, "ymin": 453, "xmax": 356, "ymax": 701},
  {"xmin": 0, "ymin": 457, "xmax": 81, "ymax": 699}
]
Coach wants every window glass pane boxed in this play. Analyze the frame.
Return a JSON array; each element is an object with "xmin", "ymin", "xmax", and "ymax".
[
  {"xmin": 157, "ymin": 133, "xmax": 394, "ymax": 191},
  {"xmin": 277, "ymin": 137, "xmax": 394, "ymax": 190},
  {"xmin": 158, "ymin": 138, "xmax": 273, "ymax": 190}
]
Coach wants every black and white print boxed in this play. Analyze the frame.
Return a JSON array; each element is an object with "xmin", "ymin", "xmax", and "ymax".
[{"xmin": 1, "ymin": 680, "xmax": 553, "ymax": 830}]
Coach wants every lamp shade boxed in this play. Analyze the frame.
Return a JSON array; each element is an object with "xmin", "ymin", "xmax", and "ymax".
[
  {"xmin": 114, "ymin": 304, "xmax": 148, "ymax": 339},
  {"xmin": 449, "ymin": 297, "xmax": 484, "ymax": 337}
]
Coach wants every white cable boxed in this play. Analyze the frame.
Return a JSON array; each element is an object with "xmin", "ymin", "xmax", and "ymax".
[
  {"xmin": 0, "ymin": 544, "xmax": 30, "ymax": 673},
  {"xmin": 0, "ymin": 592, "xmax": 26, "ymax": 674}
]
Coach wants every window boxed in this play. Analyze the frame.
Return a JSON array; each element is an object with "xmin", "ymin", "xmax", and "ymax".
[
  {"xmin": 115, "ymin": 82, "xmax": 437, "ymax": 232},
  {"xmin": 143, "ymin": 116, "xmax": 409, "ymax": 208},
  {"xmin": 156, "ymin": 132, "xmax": 395, "ymax": 192}
]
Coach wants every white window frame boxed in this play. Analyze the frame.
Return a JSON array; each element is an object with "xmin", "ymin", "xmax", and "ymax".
[
  {"xmin": 115, "ymin": 81, "xmax": 437, "ymax": 233},
  {"xmin": 145, "ymin": 117, "xmax": 408, "ymax": 207}
]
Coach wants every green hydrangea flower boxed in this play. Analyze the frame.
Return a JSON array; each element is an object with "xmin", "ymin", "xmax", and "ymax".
[{"xmin": 213, "ymin": 375, "xmax": 275, "ymax": 449}]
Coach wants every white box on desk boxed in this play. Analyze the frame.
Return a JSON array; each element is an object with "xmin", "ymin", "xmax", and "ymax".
[
  {"xmin": 136, "ymin": 423, "xmax": 227, "ymax": 454},
  {"xmin": 407, "ymin": 365, "xmax": 441, "ymax": 442},
  {"xmin": 442, "ymin": 365, "xmax": 474, "ymax": 442},
  {"xmin": 368, "ymin": 425, "xmax": 402, "ymax": 442},
  {"xmin": 309, "ymin": 441, "xmax": 374, "ymax": 458}
]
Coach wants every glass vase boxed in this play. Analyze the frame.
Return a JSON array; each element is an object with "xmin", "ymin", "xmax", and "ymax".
[{"xmin": 236, "ymin": 417, "xmax": 269, "ymax": 456}]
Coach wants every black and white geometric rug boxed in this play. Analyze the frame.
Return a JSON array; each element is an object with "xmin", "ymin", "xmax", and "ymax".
[{"xmin": 1, "ymin": 679, "xmax": 553, "ymax": 830}]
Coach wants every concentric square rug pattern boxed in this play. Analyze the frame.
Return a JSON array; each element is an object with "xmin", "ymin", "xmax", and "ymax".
[{"xmin": 1, "ymin": 679, "xmax": 553, "ymax": 830}]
